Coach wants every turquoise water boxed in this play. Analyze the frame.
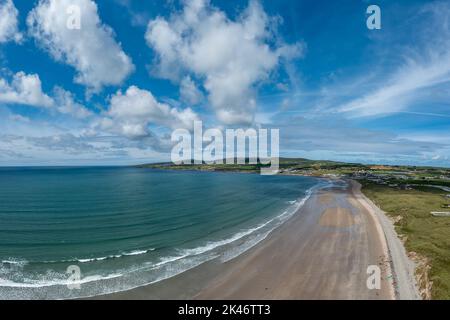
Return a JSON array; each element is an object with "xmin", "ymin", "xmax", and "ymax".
[{"xmin": 0, "ymin": 167, "xmax": 320, "ymax": 299}]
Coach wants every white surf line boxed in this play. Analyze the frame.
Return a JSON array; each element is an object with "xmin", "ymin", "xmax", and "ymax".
[{"xmin": 352, "ymin": 180, "xmax": 421, "ymax": 300}]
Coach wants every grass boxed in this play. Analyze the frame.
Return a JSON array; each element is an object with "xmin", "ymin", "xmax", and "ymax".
[{"xmin": 361, "ymin": 181, "xmax": 450, "ymax": 299}]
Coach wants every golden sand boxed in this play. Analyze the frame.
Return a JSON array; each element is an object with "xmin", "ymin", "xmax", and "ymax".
[{"xmin": 319, "ymin": 207, "xmax": 356, "ymax": 227}]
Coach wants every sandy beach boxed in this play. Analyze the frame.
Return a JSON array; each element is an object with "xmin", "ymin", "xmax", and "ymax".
[{"xmin": 93, "ymin": 179, "xmax": 419, "ymax": 300}]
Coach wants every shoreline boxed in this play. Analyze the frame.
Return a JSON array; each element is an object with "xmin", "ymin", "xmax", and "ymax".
[
  {"xmin": 92, "ymin": 178, "xmax": 419, "ymax": 300},
  {"xmin": 355, "ymin": 181, "xmax": 421, "ymax": 300}
]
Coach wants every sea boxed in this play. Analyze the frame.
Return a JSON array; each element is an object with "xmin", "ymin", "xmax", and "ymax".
[{"xmin": 0, "ymin": 167, "xmax": 321, "ymax": 299}]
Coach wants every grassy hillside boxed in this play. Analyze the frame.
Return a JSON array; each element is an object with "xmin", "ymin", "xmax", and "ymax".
[
  {"xmin": 137, "ymin": 157, "xmax": 450, "ymax": 180},
  {"xmin": 137, "ymin": 157, "xmax": 363, "ymax": 173}
]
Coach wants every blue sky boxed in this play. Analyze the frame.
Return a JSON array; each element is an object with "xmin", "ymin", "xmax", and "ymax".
[{"xmin": 0, "ymin": 0, "xmax": 449, "ymax": 166}]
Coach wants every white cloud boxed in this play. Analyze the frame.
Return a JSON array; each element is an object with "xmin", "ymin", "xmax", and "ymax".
[
  {"xmin": 275, "ymin": 115, "xmax": 443, "ymax": 157},
  {"xmin": 27, "ymin": 0, "xmax": 134, "ymax": 91},
  {"xmin": 101, "ymin": 85, "xmax": 200, "ymax": 138},
  {"xmin": 0, "ymin": 71, "xmax": 53, "ymax": 107},
  {"xmin": 336, "ymin": 2, "xmax": 450, "ymax": 118},
  {"xmin": 337, "ymin": 59, "xmax": 450, "ymax": 118},
  {"xmin": 114, "ymin": 0, "xmax": 149, "ymax": 27},
  {"xmin": 0, "ymin": 0, "xmax": 22, "ymax": 43},
  {"xmin": 9, "ymin": 113, "xmax": 30, "ymax": 123},
  {"xmin": 0, "ymin": 71, "xmax": 94, "ymax": 119},
  {"xmin": 145, "ymin": 0, "xmax": 303, "ymax": 125},
  {"xmin": 180, "ymin": 76, "xmax": 203, "ymax": 105},
  {"xmin": 53, "ymin": 86, "xmax": 92, "ymax": 118}
]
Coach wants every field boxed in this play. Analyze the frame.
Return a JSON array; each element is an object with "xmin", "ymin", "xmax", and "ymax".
[{"xmin": 361, "ymin": 181, "xmax": 450, "ymax": 299}]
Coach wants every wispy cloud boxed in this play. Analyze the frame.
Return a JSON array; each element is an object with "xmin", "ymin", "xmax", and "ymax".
[{"xmin": 334, "ymin": 1, "xmax": 450, "ymax": 118}]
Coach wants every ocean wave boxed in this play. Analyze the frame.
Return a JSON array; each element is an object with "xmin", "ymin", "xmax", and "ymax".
[
  {"xmin": 77, "ymin": 248, "xmax": 155, "ymax": 263},
  {"xmin": 151, "ymin": 208, "xmax": 292, "ymax": 269},
  {"xmin": 149, "ymin": 186, "xmax": 315, "ymax": 271},
  {"xmin": 221, "ymin": 186, "xmax": 314, "ymax": 262},
  {"xmin": 0, "ymin": 183, "xmax": 322, "ymax": 297},
  {"xmin": 0, "ymin": 273, "xmax": 123, "ymax": 288},
  {"xmin": 0, "ymin": 259, "xmax": 28, "ymax": 266},
  {"xmin": 1, "ymin": 248, "xmax": 156, "ymax": 267},
  {"xmin": 52, "ymin": 248, "xmax": 156, "ymax": 264}
]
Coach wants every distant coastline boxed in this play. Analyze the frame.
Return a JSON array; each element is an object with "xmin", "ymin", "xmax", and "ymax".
[{"xmin": 136, "ymin": 157, "xmax": 450, "ymax": 178}]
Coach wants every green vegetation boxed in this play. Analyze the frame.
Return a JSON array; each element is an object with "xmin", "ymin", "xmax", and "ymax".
[
  {"xmin": 361, "ymin": 181, "xmax": 450, "ymax": 299},
  {"xmin": 137, "ymin": 157, "xmax": 366, "ymax": 175},
  {"xmin": 138, "ymin": 157, "xmax": 450, "ymax": 180}
]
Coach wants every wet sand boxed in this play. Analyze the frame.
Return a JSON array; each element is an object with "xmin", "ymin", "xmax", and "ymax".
[{"xmin": 93, "ymin": 180, "xmax": 398, "ymax": 300}]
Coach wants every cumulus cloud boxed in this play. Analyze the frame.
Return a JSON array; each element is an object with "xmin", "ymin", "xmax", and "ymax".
[
  {"xmin": 0, "ymin": 0, "xmax": 22, "ymax": 43},
  {"xmin": 0, "ymin": 71, "xmax": 53, "ymax": 107},
  {"xmin": 145, "ymin": 0, "xmax": 303, "ymax": 125},
  {"xmin": 53, "ymin": 86, "xmax": 92, "ymax": 118},
  {"xmin": 27, "ymin": 0, "xmax": 134, "ymax": 91},
  {"xmin": 180, "ymin": 76, "xmax": 203, "ymax": 105},
  {"xmin": 100, "ymin": 85, "xmax": 200, "ymax": 139},
  {"xmin": 0, "ymin": 71, "xmax": 94, "ymax": 120}
]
